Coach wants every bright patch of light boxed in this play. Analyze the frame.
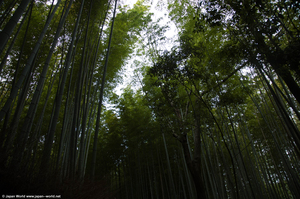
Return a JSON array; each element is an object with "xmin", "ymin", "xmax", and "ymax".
[
  {"xmin": 46, "ymin": 0, "xmax": 58, "ymax": 5},
  {"xmin": 114, "ymin": 0, "xmax": 179, "ymax": 96}
]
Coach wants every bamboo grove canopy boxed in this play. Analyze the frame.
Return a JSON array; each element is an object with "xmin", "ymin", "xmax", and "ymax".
[{"xmin": 0, "ymin": 0, "xmax": 300, "ymax": 198}]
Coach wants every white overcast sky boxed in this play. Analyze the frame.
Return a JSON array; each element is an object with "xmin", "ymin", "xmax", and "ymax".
[{"xmin": 114, "ymin": 0, "xmax": 178, "ymax": 95}]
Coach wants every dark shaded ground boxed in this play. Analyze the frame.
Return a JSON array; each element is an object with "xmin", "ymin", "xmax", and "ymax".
[{"xmin": 0, "ymin": 167, "xmax": 114, "ymax": 199}]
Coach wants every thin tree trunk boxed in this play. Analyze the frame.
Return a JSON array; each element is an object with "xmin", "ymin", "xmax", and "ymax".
[
  {"xmin": 21, "ymin": 0, "xmax": 73, "ymax": 144},
  {"xmin": 179, "ymin": 133, "xmax": 206, "ymax": 199},
  {"xmin": 29, "ymin": 69, "xmax": 58, "ymax": 175},
  {"xmin": 69, "ymin": 0, "xmax": 92, "ymax": 179},
  {"xmin": 0, "ymin": 1, "xmax": 32, "ymax": 74},
  {"xmin": 3, "ymin": 54, "xmax": 37, "ymax": 165},
  {"xmin": 0, "ymin": 0, "xmax": 18, "ymax": 28},
  {"xmin": 0, "ymin": 0, "xmax": 31, "ymax": 54},
  {"xmin": 0, "ymin": 2, "xmax": 33, "ymax": 151},
  {"xmin": 9, "ymin": 64, "xmax": 35, "ymax": 169},
  {"xmin": 39, "ymin": 0, "xmax": 84, "ymax": 176},
  {"xmin": 162, "ymin": 133, "xmax": 176, "ymax": 199},
  {"xmin": 0, "ymin": 0, "xmax": 62, "ymax": 122},
  {"xmin": 91, "ymin": 0, "xmax": 117, "ymax": 178},
  {"xmin": 247, "ymin": 28, "xmax": 300, "ymax": 105},
  {"xmin": 56, "ymin": 53, "xmax": 74, "ymax": 173}
]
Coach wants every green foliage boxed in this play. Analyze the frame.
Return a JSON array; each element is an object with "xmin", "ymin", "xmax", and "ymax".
[
  {"xmin": 141, "ymin": 1, "xmax": 300, "ymax": 198},
  {"xmin": 0, "ymin": 0, "xmax": 152, "ymax": 185},
  {"xmin": 1, "ymin": 0, "xmax": 300, "ymax": 198}
]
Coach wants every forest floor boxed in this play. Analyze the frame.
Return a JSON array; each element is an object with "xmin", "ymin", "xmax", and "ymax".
[{"xmin": 0, "ymin": 167, "xmax": 115, "ymax": 199}]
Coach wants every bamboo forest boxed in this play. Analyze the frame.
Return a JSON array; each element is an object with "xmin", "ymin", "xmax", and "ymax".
[{"xmin": 0, "ymin": 0, "xmax": 300, "ymax": 198}]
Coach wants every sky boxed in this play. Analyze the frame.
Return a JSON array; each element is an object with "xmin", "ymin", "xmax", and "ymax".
[{"xmin": 113, "ymin": 0, "xmax": 179, "ymax": 95}]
